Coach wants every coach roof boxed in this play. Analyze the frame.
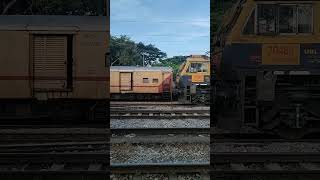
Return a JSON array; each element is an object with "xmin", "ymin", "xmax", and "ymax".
[
  {"xmin": 0, "ymin": 15, "xmax": 107, "ymax": 31},
  {"xmin": 111, "ymin": 66, "xmax": 173, "ymax": 72}
]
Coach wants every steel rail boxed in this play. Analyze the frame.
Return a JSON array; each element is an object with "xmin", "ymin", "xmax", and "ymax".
[{"xmin": 111, "ymin": 127, "xmax": 210, "ymax": 135}]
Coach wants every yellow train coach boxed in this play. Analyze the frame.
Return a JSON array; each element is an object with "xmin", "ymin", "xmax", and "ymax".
[
  {"xmin": 110, "ymin": 66, "xmax": 173, "ymax": 100},
  {"xmin": 0, "ymin": 15, "xmax": 109, "ymax": 122}
]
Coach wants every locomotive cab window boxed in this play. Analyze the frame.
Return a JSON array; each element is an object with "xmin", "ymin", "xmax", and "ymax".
[
  {"xmin": 279, "ymin": 5, "xmax": 296, "ymax": 34},
  {"xmin": 257, "ymin": 4, "xmax": 277, "ymax": 35},
  {"xmin": 253, "ymin": 4, "xmax": 313, "ymax": 35},
  {"xmin": 187, "ymin": 63, "xmax": 208, "ymax": 73},
  {"xmin": 298, "ymin": 5, "xmax": 313, "ymax": 33},
  {"xmin": 143, "ymin": 78, "xmax": 149, "ymax": 83}
]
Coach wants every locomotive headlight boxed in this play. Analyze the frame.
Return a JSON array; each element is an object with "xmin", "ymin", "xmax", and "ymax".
[{"xmin": 264, "ymin": 71, "xmax": 274, "ymax": 80}]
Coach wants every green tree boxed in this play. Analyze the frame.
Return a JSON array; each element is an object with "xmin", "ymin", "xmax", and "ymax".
[
  {"xmin": 155, "ymin": 56, "xmax": 188, "ymax": 79},
  {"xmin": 1, "ymin": 0, "xmax": 105, "ymax": 15},
  {"xmin": 110, "ymin": 35, "xmax": 167, "ymax": 66},
  {"xmin": 110, "ymin": 35, "xmax": 141, "ymax": 66},
  {"xmin": 136, "ymin": 42, "xmax": 167, "ymax": 66}
]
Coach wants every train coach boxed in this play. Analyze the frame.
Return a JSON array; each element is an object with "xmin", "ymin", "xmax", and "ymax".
[
  {"xmin": 0, "ymin": 15, "xmax": 109, "ymax": 122},
  {"xmin": 110, "ymin": 66, "xmax": 173, "ymax": 100},
  {"xmin": 213, "ymin": 0, "xmax": 320, "ymax": 138}
]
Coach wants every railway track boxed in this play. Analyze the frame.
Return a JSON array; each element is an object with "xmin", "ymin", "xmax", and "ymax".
[
  {"xmin": 112, "ymin": 127, "xmax": 209, "ymax": 135},
  {"xmin": 0, "ymin": 128, "xmax": 108, "ymax": 144},
  {"xmin": 211, "ymin": 127, "xmax": 320, "ymax": 142},
  {"xmin": 0, "ymin": 120, "xmax": 107, "ymax": 128},
  {"xmin": 212, "ymin": 152, "xmax": 320, "ymax": 174},
  {"xmin": 0, "ymin": 141, "xmax": 108, "ymax": 153},
  {"xmin": 0, "ymin": 152, "xmax": 108, "ymax": 174},
  {"xmin": 111, "ymin": 163, "xmax": 210, "ymax": 180},
  {"xmin": 110, "ymin": 101, "xmax": 193, "ymax": 106},
  {"xmin": 111, "ymin": 109, "xmax": 210, "ymax": 119}
]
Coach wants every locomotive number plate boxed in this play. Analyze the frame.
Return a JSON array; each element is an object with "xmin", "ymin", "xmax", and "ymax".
[
  {"xmin": 192, "ymin": 74, "xmax": 204, "ymax": 83},
  {"xmin": 262, "ymin": 44, "xmax": 300, "ymax": 65}
]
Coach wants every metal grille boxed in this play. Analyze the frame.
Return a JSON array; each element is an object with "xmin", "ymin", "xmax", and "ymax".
[{"xmin": 33, "ymin": 35, "xmax": 67, "ymax": 91}]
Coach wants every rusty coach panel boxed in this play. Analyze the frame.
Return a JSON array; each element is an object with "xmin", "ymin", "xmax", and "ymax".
[
  {"xmin": 0, "ymin": 31, "xmax": 30, "ymax": 98},
  {"xmin": 74, "ymin": 31, "xmax": 108, "ymax": 99}
]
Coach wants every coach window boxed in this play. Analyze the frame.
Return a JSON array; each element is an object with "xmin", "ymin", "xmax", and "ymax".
[
  {"xmin": 298, "ymin": 5, "xmax": 313, "ymax": 33},
  {"xmin": 279, "ymin": 5, "xmax": 296, "ymax": 34},
  {"xmin": 257, "ymin": 4, "xmax": 277, "ymax": 35},
  {"xmin": 152, "ymin": 79, "xmax": 159, "ymax": 83},
  {"xmin": 243, "ymin": 9, "xmax": 256, "ymax": 35},
  {"xmin": 143, "ymin": 78, "xmax": 149, "ymax": 83}
]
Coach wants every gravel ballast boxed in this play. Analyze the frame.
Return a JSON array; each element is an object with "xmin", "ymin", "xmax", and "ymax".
[
  {"xmin": 111, "ymin": 143, "xmax": 209, "ymax": 164},
  {"xmin": 111, "ymin": 118, "xmax": 209, "ymax": 129}
]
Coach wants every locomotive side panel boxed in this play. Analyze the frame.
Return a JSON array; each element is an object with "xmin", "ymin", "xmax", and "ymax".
[{"xmin": 0, "ymin": 31, "xmax": 31, "ymax": 98}]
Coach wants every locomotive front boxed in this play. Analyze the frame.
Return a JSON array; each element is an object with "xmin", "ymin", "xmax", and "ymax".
[
  {"xmin": 177, "ymin": 55, "xmax": 210, "ymax": 104},
  {"xmin": 213, "ymin": 0, "xmax": 320, "ymax": 138}
]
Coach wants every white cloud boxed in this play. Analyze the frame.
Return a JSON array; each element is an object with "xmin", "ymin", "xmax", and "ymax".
[{"xmin": 188, "ymin": 18, "xmax": 210, "ymax": 28}]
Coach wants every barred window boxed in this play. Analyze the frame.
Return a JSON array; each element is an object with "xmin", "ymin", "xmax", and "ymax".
[
  {"xmin": 143, "ymin": 78, "xmax": 149, "ymax": 83},
  {"xmin": 279, "ymin": 5, "xmax": 296, "ymax": 33},
  {"xmin": 257, "ymin": 4, "xmax": 277, "ymax": 35},
  {"xmin": 298, "ymin": 5, "xmax": 313, "ymax": 33},
  {"xmin": 251, "ymin": 4, "xmax": 313, "ymax": 35}
]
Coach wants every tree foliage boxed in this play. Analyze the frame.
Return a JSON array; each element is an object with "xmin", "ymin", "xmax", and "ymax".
[
  {"xmin": 136, "ymin": 42, "xmax": 167, "ymax": 66},
  {"xmin": 110, "ymin": 35, "xmax": 141, "ymax": 66},
  {"xmin": 110, "ymin": 35, "xmax": 186, "ymax": 78},
  {"xmin": 212, "ymin": 0, "xmax": 236, "ymax": 33},
  {"xmin": 155, "ymin": 56, "xmax": 188, "ymax": 79},
  {"xmin": 1, "ymin": 0, "xmax": 105, "ymax": 15},
  {"xmin": 110, "ymin": 35, "xmax": 167, "ymax": 66}
]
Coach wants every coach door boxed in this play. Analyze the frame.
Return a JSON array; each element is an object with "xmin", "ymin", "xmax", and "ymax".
[
  {"xmin": 33, "ymin": 35, "xmax": 68, "ymax": 91},
  {"xmin": 120, "ymin": 72, "xmax": 132, "ymax": 91}
]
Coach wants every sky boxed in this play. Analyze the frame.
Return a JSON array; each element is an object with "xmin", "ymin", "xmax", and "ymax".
[{"xmin": 111, "ymin": 0, "xmax": 210, "ymax": 58}]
